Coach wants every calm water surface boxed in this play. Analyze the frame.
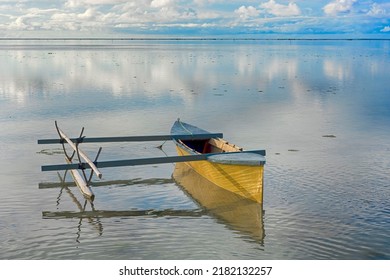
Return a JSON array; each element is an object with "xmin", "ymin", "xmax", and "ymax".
[{"xmin": 0, "ymin": 40, "xmax": 389, "ymax": 259}]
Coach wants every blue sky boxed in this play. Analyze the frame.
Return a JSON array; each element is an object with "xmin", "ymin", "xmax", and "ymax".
[{"xmin": 0, "ymin": 0, "xmax": 389, "ymax": 37}]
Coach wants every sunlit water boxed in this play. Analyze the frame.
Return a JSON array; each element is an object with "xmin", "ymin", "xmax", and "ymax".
[{"xmin": 0, "ymin": 39, "xmax": 389, "ymax": 259}]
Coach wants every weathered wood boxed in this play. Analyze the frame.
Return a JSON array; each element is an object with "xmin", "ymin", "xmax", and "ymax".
[
  {"xmin": 65, "ymin": 158, "xmax": 94, "ymax": 200},
  {"xmin": 37, "ymin": 133, "xmax": 223, "ymax": 144},
  {"xmin": 41, "ymin": 150, "xmax": 266, "ymax": 172},
  {"xmin": 56, "ymin": 127, "xmax": 102, "ymax": 179},
  {"xmin": 42, "ymin": 154, "xmax": 208, "ymax": 171}
]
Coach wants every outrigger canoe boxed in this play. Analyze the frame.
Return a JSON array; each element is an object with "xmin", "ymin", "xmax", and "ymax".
[
  {"xmin": 39, "ymin": 120, "xmax": 266, "ymax": 203},
  {"xmin": 171, "ymin": 119, "xmax": 266, "ymax": 203}
]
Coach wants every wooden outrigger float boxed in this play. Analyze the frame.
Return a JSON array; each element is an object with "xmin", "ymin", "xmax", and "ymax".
[{"xmin": 38, "ymin": 119, "xmax": 266, "ymax": 203}]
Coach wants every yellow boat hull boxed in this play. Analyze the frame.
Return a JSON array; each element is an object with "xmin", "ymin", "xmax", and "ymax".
[{"xmin": 175, "ymin": 145, "xmax": 264, "ymax": 203}]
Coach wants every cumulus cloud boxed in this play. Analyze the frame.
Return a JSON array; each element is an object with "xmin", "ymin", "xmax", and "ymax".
[
  {"xmin": 323, "ymin": 0, "xmax": 356, "ymax": 16},
  {"xmin": 65, "ymin": 0, "xmax": 128, "ymax": 8},
  {"xmin": 77, "ymin": 8, "xmax": 98, "ymax": 20},
  {"xmin": 367, "ymin": 3, "xmax": 390, "ymax": 17},
  {"xmin": 9, "ymin": 17, "xmax": 29, "ymax": 30},
  {"xmin": 0, "ymin": 0, "xmax": 388, "ymax": 36},
  {"xmin": 150, "ymin": 0, "xmax": 175, "ymax": 8},
  {"xmin": 381, "ymin": 26, "xmax": 390, "ymax": 32},
  {"xmin": 234, "ymin": 6, "xmax": 260, "ymax": 19},
  {"xmin": 260, "ymin": 0, "xmax": 301, "ymax": 17}
]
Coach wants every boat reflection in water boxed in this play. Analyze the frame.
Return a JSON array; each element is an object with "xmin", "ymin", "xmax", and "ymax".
[
  {"xmin": 172, "ymin": 162, "xmax": 265, "ymax": 243},
  {"xmin": 41, "ymin": 165, "xmax": 264, "ymax": 244}
]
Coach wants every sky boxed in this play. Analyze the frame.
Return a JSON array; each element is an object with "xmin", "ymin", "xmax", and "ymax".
[{"xmin": 0, "ymin": 0, "xmax": 389, "ymax": 38}]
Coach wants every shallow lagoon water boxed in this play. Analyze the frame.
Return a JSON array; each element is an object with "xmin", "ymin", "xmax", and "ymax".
[{"xmin": 0, "ymin": 39, "xmax": 389, "ymax": 259}]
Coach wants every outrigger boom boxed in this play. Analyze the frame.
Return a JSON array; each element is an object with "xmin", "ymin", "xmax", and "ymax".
[
  {"xmin": 41, "ymin": 151, "xmax": 266, "ymax": 172},
  {"xmin": 38, "ymin": 133, "xmax": 223, "ymax": 144}
]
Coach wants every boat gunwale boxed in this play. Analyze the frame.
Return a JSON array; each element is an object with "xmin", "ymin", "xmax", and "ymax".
[{"xmin": 171, "ymin": 120, "xmax": 265, "ymax": 166}]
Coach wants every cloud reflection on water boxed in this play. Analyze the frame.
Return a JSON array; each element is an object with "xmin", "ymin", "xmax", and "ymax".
[{"xmin": 0, "ymin": 41, "xmax": 367, "ymax": 105}]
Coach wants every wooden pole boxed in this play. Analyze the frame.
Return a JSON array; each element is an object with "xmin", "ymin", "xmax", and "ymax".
[
  {"xmin": 37, "ymin": 133, "xmax": 224, "ymax": 144},
  {"xmin": 42, "ymin": 154, "xmax": 208, "ymax": 171},
  {"xmin": 41, "ymin": 150, "xmax": 266, "ymax": 172}
]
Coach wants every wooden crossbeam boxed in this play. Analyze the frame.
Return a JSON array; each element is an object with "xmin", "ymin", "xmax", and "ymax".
[
  {"xmin": 42, "ymin": 154, "xmax": 208, "ymax": 171},
  {"xmin": 37, "ymin": 133, "xmax": 223, "ymax": 145},
  {"xmin": 41, "ymin": 150, "xmax": 266, "ymax": 172}
]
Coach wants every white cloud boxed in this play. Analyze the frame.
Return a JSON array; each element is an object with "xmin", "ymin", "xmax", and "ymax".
[
  {"xmin": 78, "ymin": 8, "xmax": 98, "ymax": 20},
  {"xmin": 323, "ymin": 0, "xmax": 356, "ymax": 16},
  {"xmin": 65, "ymin": 0, "xmax": 128, "ymax": 8},
  {"xmin": 9, "ymin": 17, "xmax": 29, "ymax": 30},
  {"xmin": 260, "ymin": 0, "xmax": 301, "ymax": 17},
  {"xmin": 367, "ymin": 3, "xmax": 390, "ymax": 17},
  {"xmin": 150, "ymin": 0, "xmax": 174, "ymax": 8},
  {"xmin": 381, "ymin": 26, "xmax": 390, "ymax": 32},
  {"xmin": 234, "ymin": 6, "xmax": 260, "ymax": 19},
  {"xmin": 0, "ymin": 0, "xmax": 388, "ymax": 36},
  {"xmin": 196, "ymin": 10, "xmax": 220, "ymax": 20},
  {"xmin": 8, "ymin": 8, "xmax": 60, "ymax": 31},
  {"xmin": 114, "ymin": 1, "xmax": 193, "ymax": 25},
  {"xmin": 50, "ymin": 7, "xmax": 110, "ymax": 32}
]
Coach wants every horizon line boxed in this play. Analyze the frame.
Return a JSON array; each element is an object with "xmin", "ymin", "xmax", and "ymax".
[{"xmin": 1, "ymin": 37, "xmax": 389, "ymax": 41}]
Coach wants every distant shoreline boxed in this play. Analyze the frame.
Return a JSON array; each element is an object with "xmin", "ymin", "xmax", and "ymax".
[{"xmin": 0, "ymin": 37, "xmax": 389, "ymax": 41}]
